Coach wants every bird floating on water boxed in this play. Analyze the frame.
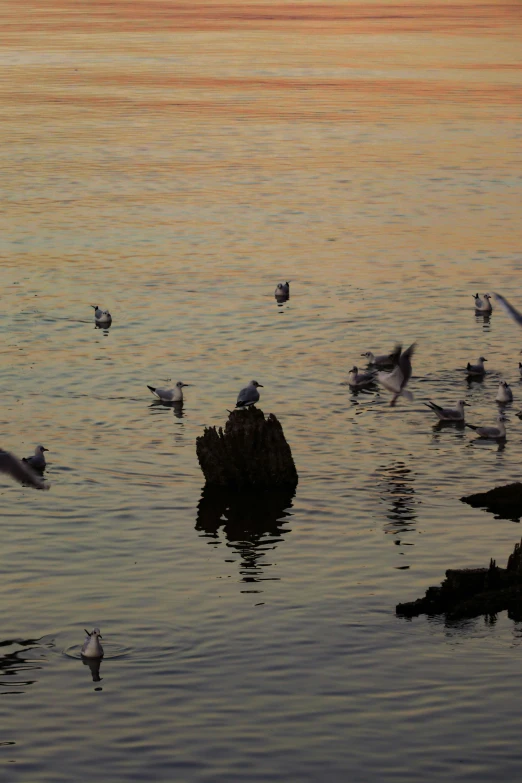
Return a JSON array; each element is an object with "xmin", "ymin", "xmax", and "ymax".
[
  {"xmin": 377, "ymin": 343, "xmax": 416, "ymax": 406},
  {"xmin": 0, "ymin": 449, "xmax": 49, "ymax": 489},
  {"xmin": 91, "ymin": 305, "xmax": 112, "ymax": 326},
  {"xmin": 466, "ymin": 414, "xmax": 507, "ymax": 440},
  {"xmin": 347, "ymin": 366, "xmax": 375, "ymax": 390},
  {"xmin": 466, "ymin": 356, "xmax": 487, "ymax": 377},
  {"xmin": 81, "ymin": 628, "xmax": 104, "ymax": 658},
  {"xmin": 236, "ymin": 380, "xmax": 263, "ymax": 408},
  {"xmin": 423, "ymin": 399, "xmax": 469, "ymax": 422},
  {"xmin": 22, "ymin": 445, "xmax": 48, "ymax": 472},
  {"xmin": 274, "ymin": 282, "xmax": 290, "ymax": 299},
  {"xmin": 473, "ymin": 293, "xmax": 492, "ymax": 313},
  {"xmin": 496, "ymin": 380, "xmax": 513, "ymax": 404},
  {"xmin": 147, "ymin": 381, "xmax": 190, "ymax": 403},
  {"xmin": 361, "ymin": 345, "xmax": 401, "ymax": 368}
]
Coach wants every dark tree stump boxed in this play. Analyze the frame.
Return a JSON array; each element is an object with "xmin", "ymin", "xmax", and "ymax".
[
  {"xmin": 196, "ymin": 407, "xmax": 298, "ymax": 489},
  {"xmin": 461, "ymin": 482, "xmax": 522, "ymax": 521},
  {"xmin": 396, "ymin": 538, "xmax": 522, "ymax": 620}
]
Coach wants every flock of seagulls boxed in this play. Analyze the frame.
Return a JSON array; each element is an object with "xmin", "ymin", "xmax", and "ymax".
[
  {"xmin": 348, "ymin": 291, "xmax": 522, "ymax": 440},
  {"xmin": 2, "ymin": 285, "xmax": 522, "ymax": 654}
]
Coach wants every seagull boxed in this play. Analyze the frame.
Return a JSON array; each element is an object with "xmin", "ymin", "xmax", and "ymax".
[
  {"xmin": 494, "ymin": 293, "xmax": 522, "ymax": 327},
  {"xmin": 91, "ymin": 305, "xmax": 112, "ymax": 326},
  {"xmin": 496, "ymin": 380, "xmax": 513, "ymax": 404},
  {"xmin": 236, "ymin": 380, "xmax": 263, "ymax": 408},
  {"xmin": 0, "ymin": 449, "xmax": 49, "ymax": 489},
  {"xmin": 377, "ymin": 343, "xmax": 416, "ymax": 406},
  {"xmin": 466, "ymin": 356, "xmax": 487, "ymax": 376},
  {"xmin": 81, "ymin": 628, "xmax": 104, "ymax": 658},
  {"xmin": 466, "ymin": 414, "xmax": 507, "ymax": 440},
  {"xmin": 423, "ymin": 400, "xmax": 469, "ymax": 421},
  {"xmin": 474, "ymin": 293, "xmax": 492, "ymax": 313},
  {"xmin": 347, "ymin": 366, "xmax": 376, "ymax": 389},
  {"xmin": 361, "ymin": 345, "xmax": 401, "ymax": 368},
  {"xmin": 274, "ymin": 282, "xmax": 290, "ymax": 299},
  {"xmin": 147, "ymin": 381, "xmax": 190, "ymax": 403},
  {"xmin": 22, "ymin": 445, "xmax": 48, "ymax": 472}
]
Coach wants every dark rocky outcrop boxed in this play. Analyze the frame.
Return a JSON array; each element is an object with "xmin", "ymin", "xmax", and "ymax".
[
  {"xmin": 396, "ymin": 538, "xmax": 522, "ymax": 621},
  {"xmin": 196, "ymin": 408, "xmax": 298, "ymax": 489},
  {"xmin": 461, "ymin": 482, "xmax": 522, "ymax": 521}
]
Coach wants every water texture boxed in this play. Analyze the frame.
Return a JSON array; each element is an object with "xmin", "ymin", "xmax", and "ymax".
[{"xmin": 1, "ymin": 1, "xmax": 522, "ymax": 780}]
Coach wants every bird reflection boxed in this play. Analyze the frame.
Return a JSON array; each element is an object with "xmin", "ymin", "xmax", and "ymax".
[
  {"xmin": 376, "ymin": 461, "xmax": 417, "ymax": 537},
  {"xmin": 82, "ymin": 654, "xmax": 103, "ymax": 683},
  {"xmin": 195, "ymin": 486, "xmax": 295, "ymax": 588},
  {"xmin": 475, "ymin": 313, "xmax": 491, "ymax": 329},
  {"xmin": 0, "ymin": 638, "xmax": 43, "ymax": 692}
]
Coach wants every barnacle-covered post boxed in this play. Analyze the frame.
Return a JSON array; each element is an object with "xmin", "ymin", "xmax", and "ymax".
[{"xmin": 196, "ymin": 408, "xmax": 298, "ymax": 489}]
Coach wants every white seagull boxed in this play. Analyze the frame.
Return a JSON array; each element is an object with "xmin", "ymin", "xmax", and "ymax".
[
  {"xmin": 91, "ymin": 305, "xmax": 112, "ymax": 326},
  {"xmin": 347, "ymin": 366, "xmax": 376, "ymax": 389},
  {"xmin": 236, "ymin": 380, "xmax": 263, "ymax": 408},
  {"xmin": 22, "ymin": 445, "xmax": 48, "ymax": 471},
  {"xmin": 361, "ymin": 345, "xmax": 401, "ymax": 368},
  {"xmin": 466, "ymin": 414, "xmax": 507, "ymax": 440},
  {"xmin": 466, "ymin": 356, "xmax": 487, "ymax": 376},
  {"xmin": 423, "ymin": 399, "xmax": 469, "ymax": 421},
  {"xmin": 377, "ymin": 343, "xmax": 416, "ymax": 406},
  {"xmin": 275, "ymin": 282, "xmax": 290, "ymax": 298},
  {"xmin": 147, "ymin": 381, "xmax": 190, "ymax": 403},
  {"xmin": 496, "ymin": 380, "xmax": 513, "ymax": 404},
  {"xmin": 81, "ymin": 628, "xmax": 104, "ymax": 658},
  {"xmin": 473, "ymin": 293, "xmax": 492, "ymax": 313}
]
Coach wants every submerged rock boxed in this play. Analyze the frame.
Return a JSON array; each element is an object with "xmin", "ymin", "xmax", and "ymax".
[
  {"xmin": 196, "ymin": 407, "xmax": 298, "ymax": 489},
  {"xmin": 396, "ymin": 538, "xmax": 522, "ymax": 621},
  {"xmin": 461, "ymin": 482, "xmax": 522, "ymax": 521}
]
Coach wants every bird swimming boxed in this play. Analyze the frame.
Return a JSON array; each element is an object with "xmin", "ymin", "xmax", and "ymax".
[
  {"xmin": 22, "ymin": 445, "xmax": 48, "ymax": 472},
  {"xmin": 423, "ymin": 400, "xmax": 468, "ymax": 421},
  {"xmin": 0, "ymin": 449, "xmax": 49, "ymax": 489},
  {"xmin": 236, "ymin": 380, "xmax": 263, "ymax": 408},
  {"xmin": 274, "ymin": 282, "xmax": 290, "ymax": 299},
  {"xmin": 496, "ymin": 380, "xmax": 513, "ymax": 404},
  {"xmin": 466, "ymin": 414, "xmax": 507, "ymax": 440},
  {"xmin": 466, "ymin": 356, "xmax": 487, "ymax": 376},
  {"xmin": 474, "ymin": 293, "xmax": 492, "ymax": 313},
  {"xmin": 81, "ymin": 628, "xmax": 104, "ymax": 658},
  {"xmin": 361, "ymin": 345, "xmax": 401, "ymax": 368},
  {"xmin": 147, "ymin": 381, "xmax": 190, "ymax": 403},
  {"xmin": 377, "ymin": 343, "xmax": 416, "ymax": 406},
  {"xmin": 91, "ymin": 305, "xmax": 112, "ymax": 326},
  {"xmin": 347, "ymin": 366, "xmax": 376, "ymax": 390}
]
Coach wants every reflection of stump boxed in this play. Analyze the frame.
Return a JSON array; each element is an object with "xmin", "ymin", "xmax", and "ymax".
[
  {"xmin": 196, "ymin": 408, "xmax": 298, "ymax": 489},
  {"xmin": 396, "ymin": 537, "xmax": 522, "ymax": 621}
]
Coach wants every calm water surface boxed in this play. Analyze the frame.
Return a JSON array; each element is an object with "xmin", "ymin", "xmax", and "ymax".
[{"xmin": 1, "ymin": 1, "xmax": 522, "ymax": 780}]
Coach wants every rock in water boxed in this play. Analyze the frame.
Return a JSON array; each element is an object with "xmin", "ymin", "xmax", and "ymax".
[
  {"xmin": 196, "ymin": 407, "xmax": 298, "ymax": 489},
  {"xmin": 461, "ymin": 482, "xmax": 522, "ymax": 521}
]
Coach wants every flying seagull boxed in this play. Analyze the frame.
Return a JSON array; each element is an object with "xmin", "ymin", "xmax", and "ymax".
[
  {"xmin": 0, "ymin": 449, "xmax": 49, "ymax": 489},
  {"xmin": 377, "ymin": 343, "xmax": 416, "ymax": 406}
]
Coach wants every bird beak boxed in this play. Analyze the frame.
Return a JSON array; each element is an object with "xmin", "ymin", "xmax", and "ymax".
[
  {"xmin": 43, "ymin": 448, "xmax": 49, "ymax": 452},
  {"xmin": 258, "ymin": 384, "xmax": 264, "ymax": 387},
  {"xmin": 84, "ymin": 629, "xmax": 90, "ymax": 635},
  {"xmin": 464, "ymin": 402, "xmax": 470, "ymax": 406},
  {"xmin": 181, "ymin": 384, "xmax": 191, "ymax": 387},
  {"xmin": 98, "ymin": 634, "xmax": 103, "ymax": 639}
]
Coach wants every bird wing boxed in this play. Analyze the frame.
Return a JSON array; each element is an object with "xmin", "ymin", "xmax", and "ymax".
[
  {"xmin": 0, "ymin": 450, "xmax": 49, "ymax": 489},
  {"xmin": 155, "ymin": 387, "xmax": 174, "ymax": 400},
  {"xmin": 398, "ymin": 343, "xmax": 416, "ymax": 388},
  {"xmin": 237, "ymin": 386, "xmax": 259, "ymax": 405},
  {"xmin": 388, "ymin": 344, "xmax": 402, "ymax": 365},
  {"xmin": 494, "ymin": 293, "xmax": 522, "ymax": 326},
  {"xmin": 377, "ymin": 366, "xmax": 403, "ymax": 395}
]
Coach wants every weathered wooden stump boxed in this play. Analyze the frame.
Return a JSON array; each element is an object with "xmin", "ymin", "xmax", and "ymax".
[
  {"xmin": 396, "ymin": 538, "xmax": 522, "ymax": 621},
  {"xmin": 196, "ymin": 407, "xmax": 298, "ymax": 489},
  {"xmin": 461, "ymin": 482, "xmax": 522, "ymax": 521}
]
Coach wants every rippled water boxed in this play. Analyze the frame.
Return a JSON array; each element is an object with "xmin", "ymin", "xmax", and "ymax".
[{"xmin": 1, "ymin": 1, "xmax": 522, "ymax": 780}]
